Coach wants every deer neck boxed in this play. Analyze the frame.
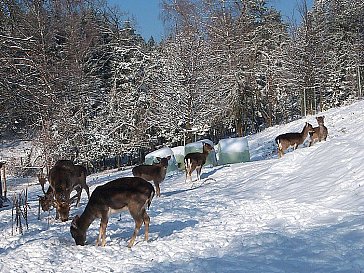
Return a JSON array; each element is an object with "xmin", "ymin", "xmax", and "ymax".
[
  {"xmin": 319, "ymin": 124, "xmax": 325, "ymax": 134},
  {"xmin": 161, "ymin": 166, "xmax": 167, "ymax": 176},
  {"xmin": 78, "ymin": 206, "xmax": 97, "ymax": 232},
  {"xmin": 301, "ymin": 125, "xmax": 310, "ymax": 137}
]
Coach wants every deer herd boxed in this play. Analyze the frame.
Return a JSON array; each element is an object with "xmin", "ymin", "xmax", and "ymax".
[
  {"xmin": 275, "ymin": 116, "xmax": 328, "ymax": 158},
  {"xmin": 36, "ymin": 116, "xmax": 327, "ymax": 248}
]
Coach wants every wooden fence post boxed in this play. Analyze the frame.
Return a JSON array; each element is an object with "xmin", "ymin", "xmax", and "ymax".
[
  {"xmin": 0, "ymin": 162, "xmax": 5, "ymax": 198},
  {"xmin": 3, "ymin": 164, "xmax": 6, "ymax": 199}
]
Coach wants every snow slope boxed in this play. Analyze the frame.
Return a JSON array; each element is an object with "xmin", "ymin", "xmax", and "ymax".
[{"xmin": 0, "ymin": 100, "xmax": 364, "ymax": 273}]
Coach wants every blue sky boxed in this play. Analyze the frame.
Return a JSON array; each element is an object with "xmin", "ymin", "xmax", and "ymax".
[{"xmin": 109, "ymin": 0, "xmax": 314, "ymax": 42}]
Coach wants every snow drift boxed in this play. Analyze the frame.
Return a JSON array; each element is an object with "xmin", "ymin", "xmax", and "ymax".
[{"xmin": 0, "ymin": 100, "xmax": 364, "ymax": 273}]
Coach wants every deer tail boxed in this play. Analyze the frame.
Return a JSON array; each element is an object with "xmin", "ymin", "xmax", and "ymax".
[
  {"xmin": 184, "ymin": 158, "xmax": 192, "ymax": 172},
  {"xmin": 147, "ymin": 190, "xmax": 155, "ymax": 210}
]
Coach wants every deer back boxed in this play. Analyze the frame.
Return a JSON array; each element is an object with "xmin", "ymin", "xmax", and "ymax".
[{"xmin": 91, "ymin": 177, "xmax": 154, "ymax": 209}]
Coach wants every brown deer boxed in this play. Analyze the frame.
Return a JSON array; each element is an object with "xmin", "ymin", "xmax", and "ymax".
[
  {"xmin": 275, "ymin": 122, "xmax": 314, "ymax": 158},
  {"xmin": 38, "ymin": 173, "xmax": 54, "ymax": 212},
  {"xmin": 70, "ymin": 177, "xmax": 155, "ymax": 248},
  {"xmin": 45, "ymin": 160, "xmax": 90, "ymax": 221},
  {"xmin": 184, "ymin": 142, "xmax": 214, "ymax": 183},
  {"xmin": 132, "ymin": 156, "xmax": 171, "ymax": 197},
  {"xmin": 309, "ymin": 116, "xmax": 328, "ymax": 147}
]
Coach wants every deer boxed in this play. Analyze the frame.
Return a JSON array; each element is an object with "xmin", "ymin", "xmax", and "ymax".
[
  {"xmin": 132, "ymin": 156, "xmax": 171, "ymax": 197},
  {"xmin": 70, "ymin": 177, "xmax": 155, "ymax": 248},
  {"xmin": 43, "ymin": 160, "xmax": 90, "ymax": 221},
  {"xmin": 38, "ymin": 172, "xmax": 54, "ymax": 212},
  {"xmin": 184, "ymin": 142, "xmax": 214, "ymax": 183},
  {"xmin": 275, "ymin": 122, "xmax": 315, "ymax": 158},
  {"xmin": 309, "ymin": 116, "xmax": 328, "ymax": 147}
]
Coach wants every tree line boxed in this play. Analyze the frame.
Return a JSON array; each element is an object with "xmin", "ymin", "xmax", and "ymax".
[{"xmin": 1, "ymin": 0, "xmax": 363, "ymax": 167}]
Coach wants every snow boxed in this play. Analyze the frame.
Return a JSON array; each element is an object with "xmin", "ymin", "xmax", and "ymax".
[
  {"xmin": 171, "ymin": 146, "xmax": 185, "ymax": 169},
  {"xmin": 145, "ymin": 147, "xmax": 174, "ymax": 159},
  {"xmin": 217, "ymin": 137, "xmax": 250, "ymax": 165},
  {"xmin": 1, "ymin": 100, "xmax": 364, "ymax": 272},
  {"xmin": 218, "ymin": 137, "xmax": 249, "ymax": 153},
  {"xmin": 144, "ymin": 147, "xmax": 178, "ymax": 173}
]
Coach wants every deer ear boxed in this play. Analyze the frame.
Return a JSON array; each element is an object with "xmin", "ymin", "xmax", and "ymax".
[{"xmin": 166, "ymin": 155, "xmax": 171, "ymax": 160}]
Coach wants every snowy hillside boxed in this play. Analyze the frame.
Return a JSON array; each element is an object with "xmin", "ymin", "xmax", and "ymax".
[{"xmin": 1, "ymin": 100, "xmax": 364, "ymax": 273}]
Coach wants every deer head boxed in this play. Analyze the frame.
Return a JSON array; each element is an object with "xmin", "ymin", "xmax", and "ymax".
[
  {"xmin": 316, "ymin": 116, "xmax": 325, "ymax": 125},
  {"xmin": 38, "ymin": 172, "xmax": 55, "ymax": 212},
  {"xmin": 55, "ymin": 200, "xmax": 71, "ymax": 222},
  {"xmin": 70, "ymin": 215, "xmax": 86, "ymax": 245},
  {"xmin": 37, "ymin": 172, "xmax": 47, "ymax": 194},
  {"xmin": 39, "ymin": 194, "xmax": 54, "ymax": 211},
  {"xmin": 154, "ymin": 156, "xmax": 171, "ymax": 168}
]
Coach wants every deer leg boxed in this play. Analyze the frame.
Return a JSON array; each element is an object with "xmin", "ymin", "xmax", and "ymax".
[
  {"xmin": 185, "ymin": 159, "xmax": 194, "ymax": 183},
  {"xmin": 128, "ymin": 209, "xmax": 143, "ymax": 248},
  {"xmin": 188, "ymin": 165, "xmax": 195, "ymax": 183},
  {"xmin": 37, "ymin": 199, "xmax": 41, "ymax": 220},
  {"xmin": 142, "ymin": 209, "xmax": 150, "ymax": 242},
  {"xmin": 185, "ymin": 166, "xmax": 189, "ymax": 183},
  {"xmin": 69, "ymin": 191, "xmax": 80, "ymax": 207},
  {"xmin": 97, "ymin": 216, "xmax": 108, "ymax": 247},
  {"xmin": 84, "ymin": 184, "xmax": 90, "ymax": 199},
  {"xmin": 277, "ymin": 143, "xmax": 283, "ymax": 158},
  {"xmin": 186, "ymin": 169, "xmax": 192, "ymax": 183},
  {"xmin": 196, "ymin": 166, "xmax": 202, "ymax": 181},
  {"xmin": 75, "ymin": 187, "xmax": 82, "ymax": 207},
  {"xmin": 154, "ymin": 182, "xmax": 161, "ymax": 197},
  {"xmin": 280, "ymin": 149, "xmax": 285, "ymax": 158}
]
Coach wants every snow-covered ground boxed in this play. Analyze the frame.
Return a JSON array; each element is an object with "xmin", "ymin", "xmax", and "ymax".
[{"xmin": 1, "ymin": 100, "xmax": 364, "ymax": 273}]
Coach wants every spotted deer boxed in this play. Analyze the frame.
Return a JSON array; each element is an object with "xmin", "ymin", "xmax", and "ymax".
[
  {"xmin": 184, "ymin": 142, "xmax": 214, "ymax": 183},
  {"xmin": 275, "ymin": 122, "xmax": 314, "ymax": 158},
  {"xmin": 70, "ymin": 177, "xmax": 155, "ymax": 248},
  {"xmin": 309, "ymin": 116, "xmax": 328, "ymax": 147},
  {"xmin": 132, "ymin": 156, "xmax": 171, "ymax": 197}
]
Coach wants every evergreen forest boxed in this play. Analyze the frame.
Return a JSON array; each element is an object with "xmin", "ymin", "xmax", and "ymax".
[{"xmin": 1, "ymin": 0, "xmax": 363, "ymax": 167}]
